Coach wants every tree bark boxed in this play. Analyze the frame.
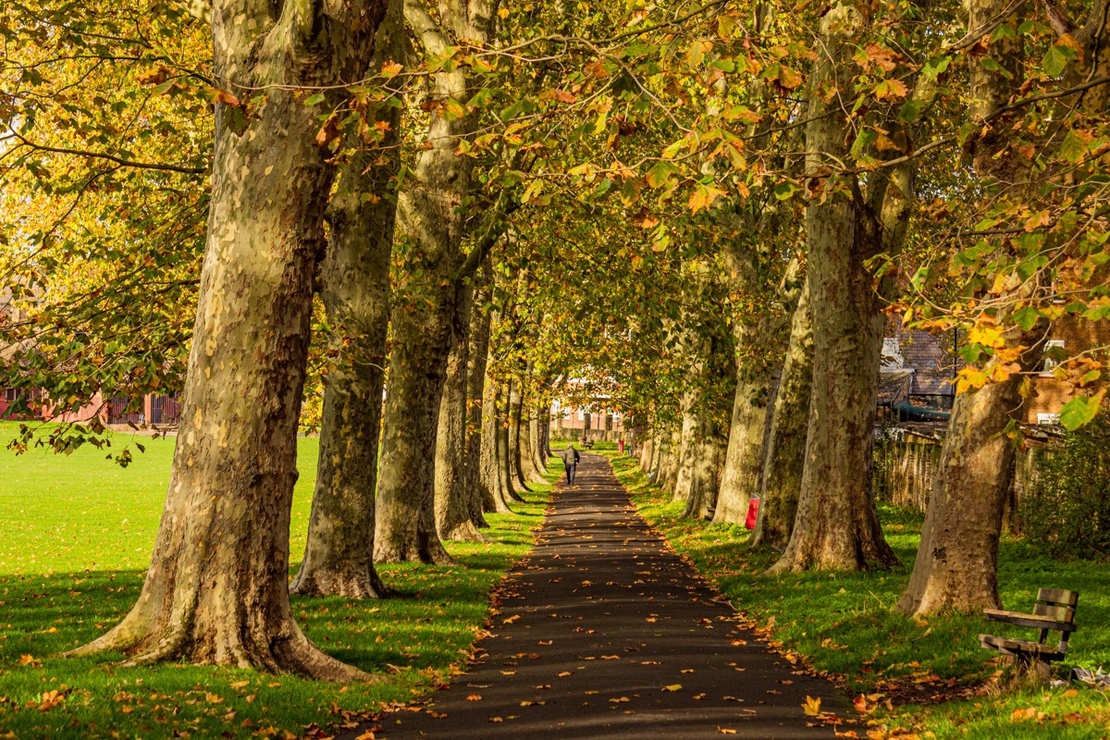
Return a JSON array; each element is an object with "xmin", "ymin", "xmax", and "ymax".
[
  {"xmin": 713, "ymin": 374, "xmax": 772, "ymax": 525},
  {"xmin": 479, "ymin": 366, "xmax": 514, "ymax": 514},
  {"xmin": 672, "ymin": 387, "xmax": 700, "ymax": 502},
  {"xmin": 499, "ymin": 377, "xmax": 525, "ymax": 501},
  {"xmin": 895, "ymin": 338, "xmax": 1042, "ymax": 614},
  {"xmin": 373, "ymin": 0, "xmax": 496, "ymax": 564},
  {"xmin": 435, "ymin": 280, "xmax": 486, "ymax": 542},
  {"xmin": 896, "ymin": 0, "xmax": 1047, "ymax": 614},
  {"xmin": 752, "ymin": 280, "xmax": 814, "ymax": 549},
  {"xmin": 462, "ymin": 269, "xmax": 493, "ymax": 530},
  {"xmin": 770, "ymin": 4, "xmax": 898, "ymax": 572},
  {"xmin": 508, "ymin": 374, "xmax": 531, "ymax": 492},
  {"xmin": 681, "ymin": 418, "xmax": 722, "ymax": 520},
  {"xmin": 291, "ymin": 8, "xmax": 403, "ymax": 599},
  {"xmin": 70, "ymin": 0, "xmax": 394, "ymax": 679}
]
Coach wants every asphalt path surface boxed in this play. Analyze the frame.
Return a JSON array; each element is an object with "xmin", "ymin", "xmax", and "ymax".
[{"xmin": 340, "ymin": 453, "xmax": 842, "ymax": 739}]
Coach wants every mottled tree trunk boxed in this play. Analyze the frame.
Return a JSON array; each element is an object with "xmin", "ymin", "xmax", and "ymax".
[
  {"xmin": 658, "ymin": 428, "xmax": 682, "ymax": 493},
  {"xmin": 713, "ymin": 376, "xmax": 772, "ymax": 525},
  {"xmin": 639, "ymin": 435, "xmax": 655, "ymax": 472},
  {"xmin": 479, "ymin": 363, "xmax": 514, "ymax": 514},
  {"xmin": 508, "ymin": 376, "xmax": 531, "ymax": 492},
  {"xmin": 71, "ymin": 0, "xmax": 393, "ymax": 679},
  {"xmin": 672, "ymin": 387, "xmax": 700, "ymax": 502},
  {"xmin": 435, "ymin": 281, "xmax": 485, "ymax": 542},
  {"xmin": 499, "ymin": 377, "xmax": 525, "ymax": 501},
  {"xmin": 897, "ymin": 0, "xmax": 1045, "ymax": 614},
  {"xmin": 682, "ymin": 420, "xmax": 722, "ymax": 520},
  {"xmin": 291, "ymin": 7, "xmax": 403, "ymax": 599},
  {"xmin": 462, "ymin": 271, "xmax": 493, "ymax": 530},
  {"xmin": 752, "ymin": 281, "xmax": 813, "ymax": 548},
  {"xmin": 895, "ymin": 339, "xmax": 1042, "ymax": 614},
  {"xmin": 373, "ymin": 0, "xmax": 497, "ymax": 564},
  {"xmin": 771, "ymin": 4, "xmax": 898, "ymax": 572}
]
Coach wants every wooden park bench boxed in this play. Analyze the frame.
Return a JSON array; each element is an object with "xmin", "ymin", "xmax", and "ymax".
[{"xmin": 979, "ymin": 588, "xmax": 1078, "ymax": 678}]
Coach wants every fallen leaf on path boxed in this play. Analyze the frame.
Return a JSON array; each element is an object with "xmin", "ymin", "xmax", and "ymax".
[
  {"xmin": 718, "ymin": 729, "xmax": 737, "ymax": 735},
  {"xmin": 803, "ymin": 696, "xmax": 822, "ymax": 716},
  {"xmin": 354, "ymin": 732, "xmax": 376, "ymax": 740},
  {"xmin": 466, "ymin": 694, "xmax": 482, "ymax": 701},
  {"xmin": 489, "ymin": 717, "xmax": 503, "ymax": 723},
  {"xmin": 663, "ymin": 684, "xmax": 683, "ymax": 692}
]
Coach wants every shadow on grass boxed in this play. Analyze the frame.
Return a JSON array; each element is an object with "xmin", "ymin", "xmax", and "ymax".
[
  {"xmin": 0, "ymin": 484, "xmax": 553, "ymax": 739},
  {"xmin": 602, "ymin": 452, "xmax": 1110, "ymax": 739}
]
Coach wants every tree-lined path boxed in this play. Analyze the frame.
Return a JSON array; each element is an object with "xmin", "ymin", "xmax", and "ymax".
[{"xmin": 341, "ymin": 454, "xmax": 840, "ymax": 739}]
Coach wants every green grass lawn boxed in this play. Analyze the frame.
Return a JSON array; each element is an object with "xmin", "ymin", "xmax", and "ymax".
[
  {"xmin": 0, "ymin": 421, "xmax": 556, "ymax": 739},
  {"xmin": 597, "ymin": 449, "xmax": 1110, "ymax": 740}
]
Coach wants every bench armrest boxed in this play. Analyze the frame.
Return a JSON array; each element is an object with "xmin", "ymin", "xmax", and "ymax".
[{"xmin": 983, "ymin": 609, "xmax": 1077, "ymax": 633}]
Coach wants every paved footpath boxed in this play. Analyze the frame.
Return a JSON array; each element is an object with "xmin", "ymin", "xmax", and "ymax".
[{"xmin": 340, "ymin": 454, "xmax": 841, "ymax": 740}]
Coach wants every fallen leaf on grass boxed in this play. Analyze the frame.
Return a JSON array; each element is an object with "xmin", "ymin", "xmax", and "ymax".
[
  {"xmin": 38, "ymin": 690, "xmax": 65, "ymax": 711},
  {"xmin": 19, "ymin": 654, "xmax": 41, "ymax": 668}
]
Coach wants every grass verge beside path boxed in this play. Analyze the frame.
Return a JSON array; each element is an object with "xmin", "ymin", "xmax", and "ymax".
[
  {"xmin": 0, "ymin": 421, "xmax": 558, "ymax": 739},
  {"xmin": 593, "ymin": 448, "xmax": 1110, "ymax": 740}
]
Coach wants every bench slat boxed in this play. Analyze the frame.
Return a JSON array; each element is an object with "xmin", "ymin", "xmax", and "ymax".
[
  {"xmin": 1037, "ymin": 588, "xmax": 1079, "ymax": 607},
  {"xmin": 984, "ymin": 609, "xmax": 1077, "ymax": 632},
  {"xmin": 1033, "ymin": 603, "xmax": 1075, "ymax": 623},
  {"xmin": 979, "ymin": 634, "xmax": 1065, "ymax": 659}
]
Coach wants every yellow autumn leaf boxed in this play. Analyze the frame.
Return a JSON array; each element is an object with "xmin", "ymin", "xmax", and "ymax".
[
  {"xmin": 956, "ymin": 366, "xmax": 989, "ymax": 393},
  {"xmin": 803, "ymin": 695, "xmax": 822, "ymax": 716},
  {"xmin": 968, "ymin": 325, "xmax": 1004, "ymax": 348}
]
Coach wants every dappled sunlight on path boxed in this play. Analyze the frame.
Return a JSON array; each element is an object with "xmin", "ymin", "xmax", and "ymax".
[{"xmin": 340, "ymin": 454, "xmax": 842, "ymax": 739}]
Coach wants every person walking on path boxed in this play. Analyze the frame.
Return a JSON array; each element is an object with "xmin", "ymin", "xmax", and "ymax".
[{"xmin": 562, "ymin": 443, "xmax": 580, "ymax": 485}]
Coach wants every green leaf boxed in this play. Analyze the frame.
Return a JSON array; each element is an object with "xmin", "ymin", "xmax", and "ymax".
[
  {"xmin": 773, "ymin": 181, "xmax": 797, "ymax": 201},
  {"xmin": 979, "ymin": 56, "xmax": 1013, "ymax": 79},
  {"xmin": 1059, "ymin": 392, "xmax": 1104, "ymax": 431},
  {"xmin": 1059, "ymin": 130, "xmax": 1088, "ymax": 163},
  {"xmin": 304, "ymin": 92, "xmax": 326, "ymax": 107},
  {"xmin": 850, "ymin": 129, "xmax": 878, "ymax": 159},
  {"xmin": 1042, "ymin": 44, "xmax": 1076, "ymax": 77},
  {"xmin": 645, "ymin": 161, "xmax": 678, "ymax": 189},
  {"xmin": 1012, "ymin": 306, "xmax": 1041, "ymax": 331}
]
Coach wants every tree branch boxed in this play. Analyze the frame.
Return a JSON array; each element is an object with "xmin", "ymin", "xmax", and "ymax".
[
  {"xmin": 11, "ymin": 132, "xmax": 207, "ymax": 174},
  {"xmin": 458, "ymin": 199, "xmax": 521, "ymax": 281},
  {"xmin": 1041, "ymin": 0, "xmax": 1076, "ymax": 36}
]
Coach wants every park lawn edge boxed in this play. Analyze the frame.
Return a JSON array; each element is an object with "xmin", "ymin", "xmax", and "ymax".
[
  {"xmin": 0, "ymin": 441, "xmax": 560, "ymax": 740},
  {"xmin": 583, "ymin": 444, "xmax": 1110, "ymax": 740}
]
